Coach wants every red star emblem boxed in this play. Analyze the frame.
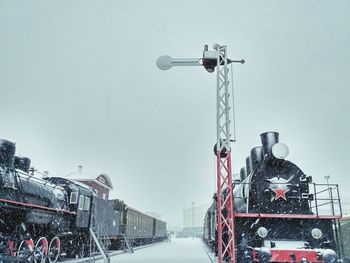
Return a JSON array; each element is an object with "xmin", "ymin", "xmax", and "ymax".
[{"xmin": 272, "ymin": 188, "xmax": 289, "ymax": 201}]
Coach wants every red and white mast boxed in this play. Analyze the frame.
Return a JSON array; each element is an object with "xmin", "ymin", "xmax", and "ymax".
[
  {"xmin": 157, "ymin": 44, "xmax": 244, "ymax": 263},
  {"xmin": 214, "ymin": 44, "xmax": 236, "ymax": 263}
]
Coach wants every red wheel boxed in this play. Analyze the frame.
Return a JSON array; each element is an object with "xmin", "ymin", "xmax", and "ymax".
[{"xmin": 16, "ymin": 239, "xmax": 34, "ymax": 262}]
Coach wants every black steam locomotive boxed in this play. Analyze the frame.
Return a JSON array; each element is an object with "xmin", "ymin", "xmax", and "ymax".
[
  {"xmin": 0, "ymin": 139, "xmax": 166, "ymax": 262},
  {"xmin": 340, "ymin": 216, "xmax": 350, "ymax": 263},
  {"xmin": 203, "ymin": 132, "xmax": 343, "ymax": 263}
]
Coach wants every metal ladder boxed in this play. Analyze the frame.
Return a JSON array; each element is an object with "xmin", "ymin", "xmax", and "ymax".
[
  {"xmin": 89, "ymin": 227, "xmax": 110, "ymax": 262},
  {"xmin": 89, "ymin": 203, "xmax": 110, "ymax": 263},
  {"xmin": 121, "ymin": 234, "xmax": 133, "ymax": 254},
  {"xmin": 333, "ymin": 219, "xmax": 345, "ymax": 259}
]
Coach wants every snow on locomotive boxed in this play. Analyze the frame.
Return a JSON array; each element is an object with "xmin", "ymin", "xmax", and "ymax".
[
  {"xmin": 0, "ymin": 139, "xmax": 166, "ymax": 262},
  {"xmin": 203, "ymin": 132, "xmax": 344, "ymax": 263}
]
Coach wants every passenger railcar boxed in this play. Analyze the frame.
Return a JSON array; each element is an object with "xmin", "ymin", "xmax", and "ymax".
[
  {"xmin": 109, "ymin": 199, "xmax": 167, "ymax": 247},
  {"xmin": 154, "ymin": 218, "xmax": 167, "ymax": 240},
  {"xmin": 203, "ymin": 132, "xmax": 344, "ymax": 263}
]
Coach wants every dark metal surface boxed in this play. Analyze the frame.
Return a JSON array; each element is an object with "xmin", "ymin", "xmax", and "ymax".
[
  {"xmin": 93, "ymin": 197, "xmax": 120, "ymax": 236},
  {"xmin": 245, "ymin": 156, "xmax": 252, "ymax": 175},
  {"xmin": 260, "ymin": 131, "xmax": 279, "ymax": 159},
  {"xmin": 250, "ymin": 146, "xmax": 263, "ymax": 170},
  {"xmin": 0, "ymin": 139, "xmax": 16, "ymax": 167},
  {"xmin": 239, "ymin": 167, "xmax": 246, "ymax": 182},
  {"xmin": 14, "ymin": 157, "xmax": 31, "ymax": 173}
]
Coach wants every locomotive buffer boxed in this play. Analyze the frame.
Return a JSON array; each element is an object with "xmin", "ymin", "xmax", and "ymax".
[{"xmin": 157, "ymin": 44, "xmax": 244, "ymax": 263}]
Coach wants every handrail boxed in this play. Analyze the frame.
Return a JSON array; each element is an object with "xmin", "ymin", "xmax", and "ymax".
[{"xmin": 231, "ymin": 181, "xmax": 342, "ymax": 217}]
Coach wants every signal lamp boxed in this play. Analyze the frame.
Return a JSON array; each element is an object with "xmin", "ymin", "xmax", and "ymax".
[
  {"xmin": 257, "ymin": 227, "xmax": 268, "ymax": 238},
  {"xmin": 311, "ymin": 228, "xmax": 323, "ymax": 239}
]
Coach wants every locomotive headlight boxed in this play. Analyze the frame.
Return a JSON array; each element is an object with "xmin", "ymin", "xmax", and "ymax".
[
  {"xmin": 311, "ymin": 228, "xmax": 323, "ymax": 239},
  {"xmin": 272, "ymin": 143, "xmax": 289, "ymax": 159},
  {"xmin": 257, "ymin": 227, "xmax": 268, "ymax": 238}
]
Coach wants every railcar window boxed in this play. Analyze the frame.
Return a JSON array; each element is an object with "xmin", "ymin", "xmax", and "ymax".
[
  {"xmin": 84, "ymin": 197, "xmax": 90, "ymax": 211},
  {"xmin": 70, "ymin": 192, "xmax": 78, "ymax": 204},
  {"xmin": 78, "ymin": 195, "xmax": 84, "ymax": 210}
]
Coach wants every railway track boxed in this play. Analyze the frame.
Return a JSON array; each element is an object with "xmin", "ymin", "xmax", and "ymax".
[
  {"xmin": 201, "ymin": 241, "xmax": 216, "ymax": 263},
  {"xmin": 61, "ymin": 241, "xmax": 165, "ymax": 262}
]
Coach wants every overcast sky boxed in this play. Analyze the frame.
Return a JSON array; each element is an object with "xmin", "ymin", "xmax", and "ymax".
[{"xmin": 1, "ymin": 0, "xmax": 349, "ymax": 227}]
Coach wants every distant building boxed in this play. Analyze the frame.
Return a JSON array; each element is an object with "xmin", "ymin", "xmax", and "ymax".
[
  {"xmin": 66, "ymin": 166, "xmax": 113, "ymax": 200},
  {"xmin": 182, "ymin": 203, "xmax": 209, "ymax": 237},
  {"xmin": 167, "ymin": 224, "xmax": 181, "ymax": 233}
]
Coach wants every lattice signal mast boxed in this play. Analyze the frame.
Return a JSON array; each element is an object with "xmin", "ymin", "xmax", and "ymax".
[{"xmin": 157, "ymin": 44, "xmax": 244, "ymax": 263}]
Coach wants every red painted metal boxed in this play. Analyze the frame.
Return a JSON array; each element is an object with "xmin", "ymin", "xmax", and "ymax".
[
  {"xmin": 42, "ymin": 238, "xmax": 49, "ymax": 256},
  {"xmin": 217, "ymin": 151, "xmax": 235, "ymax": 263},
  {"xmin": 253, "ymin": 248, "xmax": 321, "ymax": 262},
  {"xmin": 217, "ymin": 154, "xmax": 223, "ymax": 263},
  {"xmin": 271, "ymin": 188, "xmax": 289, "ymax": 201},
  {"xmin": 8, "ymin": 240, "xmax": 15, "ymax": 256},
  {"xmin": 0, "ymin": 198, "xmax": 77, "ymax": 215},
  {"xmin": 26, "ymin": 239, "xmax": 34, "ymax": 252},
  {"xmin": 235, "ymin": 212, "xmax": 341, "ymax": 220},
  {"xmin": 56, "ymin": 237, "xmax": 61, "ymax": 251}
]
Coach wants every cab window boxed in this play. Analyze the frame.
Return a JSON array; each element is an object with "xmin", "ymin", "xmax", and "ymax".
[
  {"xmin": 70, "ymin": 192, "xmax": 78, "ymax": 204},
  {"xmin": 84, "ymin": 197, "xmax": 90, "ymax": 211},
  {"xmin": 78, "ymin": 195, "xmax": 84, "ymax": 210}
]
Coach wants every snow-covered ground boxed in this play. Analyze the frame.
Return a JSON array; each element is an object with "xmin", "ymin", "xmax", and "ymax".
[{"xmin": 109, "ymin": 238, "xmax": 210, "ymax": 263}]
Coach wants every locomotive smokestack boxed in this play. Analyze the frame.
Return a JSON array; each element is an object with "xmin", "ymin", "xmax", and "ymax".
[
  {"xmin": 260, "ymin": 132, "xmax": 279, "ymax": 159},
  {"xmin": 240, "ymin": 167, "xmax": 246, "ymax": 181},
  {"xmin": 250, "ymin": 146, "xmax": 263, "ymax": 170},
  {"xmin": 0, "ymin": 139, "xmax": 16, "ymax": 168},
  {"xmin": 246, "ymin": 156, "xmax": 252, "ymax": 175}
]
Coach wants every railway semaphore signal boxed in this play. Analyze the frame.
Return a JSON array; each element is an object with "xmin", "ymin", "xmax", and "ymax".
[{"xmin": 157, "ymin": 44, "xmax": 244, "ymax": 263}]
